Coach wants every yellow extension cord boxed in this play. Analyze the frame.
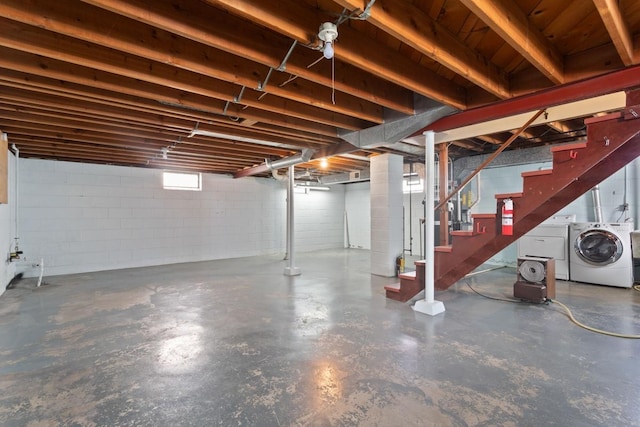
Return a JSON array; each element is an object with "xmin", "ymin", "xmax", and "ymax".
[
  {"xmin": 549, "ymin": 299, "xmax": 640, "ymax": 339},
  {"xmin": 634, "ymin": 284, "xmax": 640, "ymax": 293}
]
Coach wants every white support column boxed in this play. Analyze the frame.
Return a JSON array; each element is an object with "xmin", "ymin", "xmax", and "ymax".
[
  {"xmin": 370, "ymin": 153, "xmax": 403, "ymax": 277},
  {"xmin": 284, "ymin": 165, "xmax": 300, "ymax": 276},
  {"xmin": 413, "ymin": 131, "xmax": 445, "ymax": 316}
]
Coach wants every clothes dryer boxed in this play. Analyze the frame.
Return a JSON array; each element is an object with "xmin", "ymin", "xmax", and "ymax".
[{"xmin": 569, "ymin": 222, "xmax": 633, "ymax": 288}]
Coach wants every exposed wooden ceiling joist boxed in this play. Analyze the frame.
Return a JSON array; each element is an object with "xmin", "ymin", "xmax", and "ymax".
[
  {"xmin": 332, "ymin": 0, "xmax": 510, "ymax": 98},
  {"xmin": 460, "ymin": 0, "xmax": 565, "ymax": 84},
  {"xmin": 0, "ymin": 0, "xmax": 638, "ymax": 178},
  {"xmin": 593, "ymin": 0, "xmax": 638, "ymax": 66}
]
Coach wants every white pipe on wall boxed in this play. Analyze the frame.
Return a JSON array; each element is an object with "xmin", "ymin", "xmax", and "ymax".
[
  {"xmin": 592, "ymin": 185, "xmax": 603, "ymax": 223},
  {"xmin": 12, "ymin": 143, "xmax": 18, "ymax": 242}
]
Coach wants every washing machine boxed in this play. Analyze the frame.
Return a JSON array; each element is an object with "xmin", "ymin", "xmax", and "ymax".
[{"xmin": 569, "ymin": 222, "xmax": 634, "ymax": 288}]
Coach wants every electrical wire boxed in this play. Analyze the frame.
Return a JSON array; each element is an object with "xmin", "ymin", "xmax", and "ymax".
[
  {"xmin": 331, "ymin": 52, "xmax": 335, "ymax": 105},
  {"xmin": 464, "ymin": 280, "xmax": 525, "ymax": 304},
  {"xmin": 464, "ymin": 280, "xmax": 640, "ymax": 338},
  {"xmin": 547, "ymin": 299, "xmax": 640, "ymax": 339}
]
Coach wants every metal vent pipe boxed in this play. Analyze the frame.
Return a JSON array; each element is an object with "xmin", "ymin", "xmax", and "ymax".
[
  {"xmin": 265, "ymin": 149, "xmax": 314, "ymax": 171},
  {"xmin": 591, "ymin": 185, "xmax": 603, "ymax": 223}
]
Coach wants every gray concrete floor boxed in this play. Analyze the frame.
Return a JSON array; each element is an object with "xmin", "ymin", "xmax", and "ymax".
[{"xmin": 1, "ymin": 248, "xmax": 639, "ymax": 426}]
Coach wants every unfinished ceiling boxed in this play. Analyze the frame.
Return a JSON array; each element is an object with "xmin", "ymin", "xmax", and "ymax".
[{"xmin": 1, "ymin": 0, "xmax": 639, "ymax": 179}]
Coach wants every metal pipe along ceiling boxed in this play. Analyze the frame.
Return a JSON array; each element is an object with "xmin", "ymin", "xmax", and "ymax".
[{"xmin": 265, "ymin": 149, "xmax": 314, "ymax": 171}]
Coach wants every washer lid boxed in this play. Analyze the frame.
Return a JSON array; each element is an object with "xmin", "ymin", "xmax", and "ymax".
[{"xmin": 574, "ymin": 229, "xmax": 623, "ymax": 266}]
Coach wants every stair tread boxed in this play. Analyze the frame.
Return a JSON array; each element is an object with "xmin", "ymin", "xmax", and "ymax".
[
  {"xmin": 435, "ymin": 245, "xmax": 453, "ymax": 252},
  {"xmin": 472, "ymin": 213, "xmax": 496, "ymax": 219},
  {"xmin": 414, "ymin": 260, "xmax": 426, "ymax": 265},
  {"xmin": 384, "ymin": 283, "xmax": 401, "ymax": 292},
  {"xmin": 522, "ymin": 169, "xmax": 553, "ymax": 177},
  {"xmin": 551, "ymin": 142, "xmax": 587, "ymax": 152},
  {"xmin": 451, "ymin": 230, "xmax": 474, "ymax": 236},
  {"xmin": 399, "ymin": 271, "xmax": 417, "ymax": 280},
  {"xmin": 495, "ymin": 192, "xmax": 523, "ymax": 199}
]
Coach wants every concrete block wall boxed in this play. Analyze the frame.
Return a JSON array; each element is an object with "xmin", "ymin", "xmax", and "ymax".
[
  {"xmin": 345, "ymin": 182, "xmax": 370, "ymax": 250},
  {"xmin": 370, "ymin": 154, "xmax": 403, "ymax": 277},
  {"xmin": 294, "ymin": 185, "xmax": 346, "ymax": 252},
  {"xmin": 17, "ymin": 159, "xmax": 346, "ymax": 277}
]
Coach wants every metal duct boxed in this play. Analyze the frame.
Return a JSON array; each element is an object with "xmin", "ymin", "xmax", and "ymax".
[
  {"xmin": 271, "ymin": 169, "xmax": 288, "ymax": 182},
  {"xmin": 591, "ymin": 185, "xmax": 603, "ymax": 223},
  {"xmin": 265, "ymin": 148, "xmax": 314, "ymax": 171}
]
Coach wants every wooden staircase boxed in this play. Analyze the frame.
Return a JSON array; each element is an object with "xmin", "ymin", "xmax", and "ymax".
[
  {"xmin": 385, "ymin": 260, "xmax": 425, "ymax": 302},
  {"xmin": 386, "ymin": 102, "xmax": 640, "ymax": 301}
]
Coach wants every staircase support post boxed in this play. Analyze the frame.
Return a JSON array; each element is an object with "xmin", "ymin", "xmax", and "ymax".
[{"xmin": 413, "ymin": 130, "xmax": 445, "ymax": 316}]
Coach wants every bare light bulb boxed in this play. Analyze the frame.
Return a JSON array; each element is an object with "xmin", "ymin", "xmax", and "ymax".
[
  {"xmin": 320, "ymin": 158, "xmax": 328, "ymax": 168},
  {"xmin": 318, "ymin": 22, "xmax": 338, "ymax": 60},
  {"xmin": 323, "ymin": 41, "xmax": 334, "ymax": 60}
]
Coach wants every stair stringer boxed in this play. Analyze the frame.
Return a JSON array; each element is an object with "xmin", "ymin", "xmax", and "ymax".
[{"xmin": 434, "ymin": 112, "xmax": 640, "ymax": 290}]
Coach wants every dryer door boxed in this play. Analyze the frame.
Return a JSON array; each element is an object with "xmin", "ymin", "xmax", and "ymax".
[{"xmin": 574, "ymin": 229, "xmax": 623, "ymax": 266}]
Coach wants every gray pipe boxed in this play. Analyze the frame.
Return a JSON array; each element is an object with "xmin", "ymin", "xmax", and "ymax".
[
  {"xmin": 591, "ymin": 185, "xmax": 603, "ymax": 223},
  {"xmin": 266, "ymin": 149, "xmax": 313, "ymax": 171}
]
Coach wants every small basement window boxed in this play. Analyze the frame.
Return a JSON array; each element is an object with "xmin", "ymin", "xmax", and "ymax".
[
  {"xmin": 403, "ymin": 175, "xmax": 423, "ymax": 194},
  {"xmin": 163, "ymin": 171, "xmax": 202, "ymax": 191}
]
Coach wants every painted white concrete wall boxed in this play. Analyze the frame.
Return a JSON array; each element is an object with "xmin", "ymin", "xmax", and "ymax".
[
  {"xmin": 294, "ymin": 185, "xmax": 346, "ymax": 252},
  {"xmin": 18, "ymin": 159, "xmax": 346, "ymax": 277},
  {"xmin": 0, "ymin": 152, "xmax": 17, "ymax": 297},
  {"xmin": 344, "ymin": 182, "xmax": 370, "ymax": 249}
]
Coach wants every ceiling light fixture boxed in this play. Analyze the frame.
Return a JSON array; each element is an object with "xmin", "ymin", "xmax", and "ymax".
[
  {"xmin": 161, "ymin": 147, "xmax": 169, "ymax": 160},
  {"xmin": 320, "ymin": 157, "xmax": 328, "ymax": 168},
  {"xmin": 318, "ymin": 22, "xmax": 338, "ymax": 59}
]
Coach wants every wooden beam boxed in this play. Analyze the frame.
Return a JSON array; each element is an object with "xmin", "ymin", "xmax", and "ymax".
[
  {"xmin": 0, "ymin": 18, "xmax": 367, "ymax": 131},
  {"xmin": 476, "ymin": 135, "xmax": 504, "ymax": 145},
  {"xmin": 0, "ymin": 51, "xmax": 342, "ymax": 137},
  {"xmin": 332, "ymin": 0, "xmax": 510, "ymax": 99},
  {"xmin": 79, "ymin": 0, "xmax": 415, "ymax": 115},
  {"xmin": 451, "ymin": 140, "xmax": 484, "ymax": 152},
  {"xmin": 425, "ymin": 64, "xmax": 640, "ymax": 134},
  {"xmin": 0, "ymin": 132, "xmax": 7, "ymax": 203},
  {"xmin": 0, "ymin": 120, "xmax": 293, "ymax": 161},
  {"xmin": 593, "ymin": 0, "xmax": 637, "ymax": 66},
  {"xmin": 434, "ymin": 92, "xmax": 626, "ymax": 143},
  {"xmin": 202, "ymin": 0, "xmax": 467, "ymax": 109},
  {"xmin": 0, "ymin": 0, "xmax": 386, "ymax": 124},
  {"xmin": 0, "ymin": 71, "xmax": 341, "ymax": 142},
  {"xmin": 460, "ymin": 0, "xmax": 565, "ymax": 84},
  {"xmin": 1, "ymin": 87, "xmax": 336, "ymax": 148}
]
